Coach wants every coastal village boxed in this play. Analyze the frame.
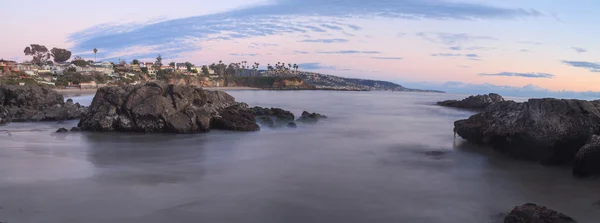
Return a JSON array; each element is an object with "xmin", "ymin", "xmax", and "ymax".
[{"xmin": 0, "ymin": 44, "xmax": 421, "ymax": 91}]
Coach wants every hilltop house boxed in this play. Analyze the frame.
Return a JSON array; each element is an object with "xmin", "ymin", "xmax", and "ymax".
[
  {"xmin": 0, "ymin": 59, "xmax": 17, "ymax": 73},
  {"xmin": 175, "ymin": 63, "xmax": 188, "ymax": 72}
]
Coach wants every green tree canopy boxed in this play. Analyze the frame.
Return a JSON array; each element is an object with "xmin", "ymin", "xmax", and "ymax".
[
  {"xmin": 24, "ymin": 44, "xmax": 51, "ymax": 66},
  {"xmin": 50, "ymin": 48, "xmax": 72, "ymax": 63}
]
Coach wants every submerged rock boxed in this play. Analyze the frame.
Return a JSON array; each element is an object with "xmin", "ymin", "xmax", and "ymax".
[
  {"xmin": 438, "ymin": 93, "xmax": 504, "ymax": 110},
  {"xmin": 454, "ymin": 99, "xmax": 600, "ymax": 165},
  {"xmin": 504, "ymin": 203, "xmax": 577, "ymax": 223},
  {"xmin": 56, "ymin": 128, "xmax": 69, "ymax": 133},
  {"xmin": 573, "ymin": 135, "xmax": 600, "ymax": 177},
  {"xmin": 78, "ymin": 82, "xmax": 238, "ymax": 133},
  {"xmin": 250, "ymin": 106, "xmax": 296, "ymax": 128},
  {"xmin": 0, "ymin": 85, "xmax": 87, "ymax": 122},
  {"xmin": 70, "ymin": 127, "xmax": 81, "ymax": 132},
  {"xmin": 296, "ymin": 111, "xmax": 327, "ymax": 124}
]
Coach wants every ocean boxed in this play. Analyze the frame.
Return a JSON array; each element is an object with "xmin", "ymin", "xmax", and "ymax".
[{"xmin": 0, "ymin": 90, "xmax": 599, "ymax": 223}]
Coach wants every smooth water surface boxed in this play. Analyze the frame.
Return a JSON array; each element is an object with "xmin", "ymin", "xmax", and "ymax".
[{"xmin": 0, "ymin": 91, "xmax": 599, "ymax": 223}]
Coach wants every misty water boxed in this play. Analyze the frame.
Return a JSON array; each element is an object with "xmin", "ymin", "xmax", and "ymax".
[{"xmin": 1, "ymin": 90, "xmax": 599, "ymax": 223}]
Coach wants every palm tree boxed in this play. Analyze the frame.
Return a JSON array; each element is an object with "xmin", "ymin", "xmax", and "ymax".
[{"xmin": 93, "ymin": 48, "xmax": 98, "ymax": 62}]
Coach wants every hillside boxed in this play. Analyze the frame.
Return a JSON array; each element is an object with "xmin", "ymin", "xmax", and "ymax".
[{"xmin": 296, "ymin": 72, "xmax": 443, "ymax": 92}]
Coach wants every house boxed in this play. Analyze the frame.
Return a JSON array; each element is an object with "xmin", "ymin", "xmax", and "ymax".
[
  {"xmin": 17, "ymin": 62, "xmax": 36, "ymax": 71},
  {"xmin": 80, "ymin": 81, "xmax": 97, "ymax": 89},
  {"xmin": 92, "ymin": 61, "xmax": 112, "ymax": 67},
  {"xmin": 0, "ymin": 59, "xmax": 18, "ymax": 73},
  {"xmin": 160, "ymin": 66, "xmax": 174, "ymax": 72},
  {"xmin": 175, "ymin": 63, "xmax": 188, "ymax": 72},
  {"xmin": 129, "ymin": 64, "xmax": 141, "ymax": 72},
  {"xmin": 192, "ymin": 66, "xmax": 215, "ymax": 75}
]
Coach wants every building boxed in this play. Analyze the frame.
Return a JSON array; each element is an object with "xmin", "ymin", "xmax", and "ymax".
[
  {"xmin": 17, "ymin": 62, "xmax": 36, "ymax": 72},
  {"xmin": 0, "ymin": 59, "xmax": 17, "ymax": 73},
  {"xmin": 129, "ymin": 64, "xmax": 141, "ymax": 72},
  {"xmin": 80, "ymin": 81, "xmax": 98, "ymax": 89},
  {"xmin": 175, "ymin": 63, "xmax": 188, "ymax": 72}
]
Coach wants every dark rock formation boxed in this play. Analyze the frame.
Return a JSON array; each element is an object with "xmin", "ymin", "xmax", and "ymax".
[
  {"xmin": 210, "ymin": 103, "xmax": 260, "ymax": 131},
  {"xmin": 454, "ymin": 99, "xmax": 600, "ymax": 165},
  {"xmin": 296, "ymin": 111, "xmax": 327, "ymax": 124},
  {"xmin": 438, "ymin": 93, "xmax": 504, "ymax": 110},
  {"xmin": 250, "ymin": 106, "xmax": 297, "ymax": 128},
  {"xmin": 0, "ymin": 85, "xmax": 87, "ymax": 122},
  {"xmin": 573, "ymin": 135, "xmax": 600, "ymax": 177},
  {"xmin": 56, "ymin": 128, "xmax": 69, "ymax": 133},
  {"xmin": 504, "ymin": 203, "xmax": 577, "ymax": 223},
  {"xmin": 78, "ymin": 82, "xmax": 240, "ymax": 133},
  {"xmin": 70, "ymin": 127, "xmax": 81, "ymax": 132}
]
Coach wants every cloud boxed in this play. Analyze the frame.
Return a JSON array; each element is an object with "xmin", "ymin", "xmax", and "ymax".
[
  {"xmin": 229, "ymin": 53, "xmax": 259, "ymax": 56},
  {"xmin": 465, "ymin": 53, "xmax": 479, "ymax": 58},
  {"xmin": 346, "ymin": 24, "xmax": 362, "ymax": 31},
  {"xmin": 431, "ymin": 53, "xmax": 462, "ymax": 57},
  {"xmin": 518, "ymin": 41, "xmax": 542, "ymax": 45},
  {"xmin": 68, "ymin": 0, "xmax": 541, "ymax": 60},
  {"xmin": 318, "ymin": 50, "xmax": 381, "ymax": 54},
  {"xmin": 417, "ymin": 32, "xmax": 496, "ymax": 46},
  {"xmin": 562, "ymin": 60, "xmax": 600, "ymax": 72},
  {"xmin": 520, "ymin": 49, "xmax": 530, "ymax": 52},
  {"xmin": 571, "ymin": 47, "xmax": 587, "ymax": 53},
  {"xmin": 479, "ymin": 72, "xmax": 555, "ymax": 78},
  {"xmin": 448, "ymin": 46, "xmax": 494, "ymax": 51},
  {"xmin": 458, "ymin": 65, "xmax": 469, "ymax": 68},
  {"xmin": 292, "ymin": 50, "xmax": 309, "ymax": 54},
  {"xmin": 297, "ymin": 62, "xmax": 335, "ymax": 70},
  {"xmin": 299, "ymin": 38, "xmax": 349, "ymax": 43},
  {"xmin": 371, "ymin": 57, "xmax": 403, "ymax": 60},
  {"xmin": 397, "ymin": 32, "xmax": 407, "ymax": 37}
]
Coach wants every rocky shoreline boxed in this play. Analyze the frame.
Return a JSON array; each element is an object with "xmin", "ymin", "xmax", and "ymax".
[
  {"xmin": 437, "ymin": 93, "xmax": 504, "ymax": 110},
  {"xmin": 448, "ymin": 93, "xmax": 600, "ymax": 178}
]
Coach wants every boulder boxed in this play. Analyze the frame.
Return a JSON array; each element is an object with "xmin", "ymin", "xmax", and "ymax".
[
  {"xmin": 78, "ymin": 83, "xmax": 239, "ymax": 133},
  {"xmin": 0, "ymin": 85, "xmax": 87, "ymax": 122},
  {"xmin": 573, "ymin": 135, "xmax": 600, "ymax": 177},
  {"xmin": 504, "ymin": 203, "xmax": 577, "ymax": 223},
  {"xmin": 70, "ymin": 127, "xmax": 81, "ymax": 132},
  {"xmin": 210, "ymin": 103, "xmax": 260, "ymax": 131},
  {"xmin": 454, "ymin": 99, "xmax": 600, "ymax": 165},
  {"xmin": 438, "ymin": 93, "xmax": 504, "ymax": 110},
  {"xmin": 0, "ymin": 106, "xmax": 10, "ymax": 125},
  {"xmin": 296, "ymin": 111, "xmax": 327, "ymax": 124},
  {"xmin": 56, "ymin": 128, "xmax": 69, "ymax": 133}
]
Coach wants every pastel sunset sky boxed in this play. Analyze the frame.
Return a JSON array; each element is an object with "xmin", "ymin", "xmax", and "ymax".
[{"xmin": 3, "ymin": 0, "xmax": 600, "ymax": 95}]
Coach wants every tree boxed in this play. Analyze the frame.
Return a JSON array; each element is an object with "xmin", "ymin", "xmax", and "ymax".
[
  {"xmin": 201, "ymin": 65, "xmax": 209, "ymax": 76},
  {"xmin": 93, "ymin": 48, "xmax": 98, "ymax": 62},
  {"xmin": 119, "ymin": 60, "xmax": 126, "ymax": 65},
  {"xmin": 184, "ymin": 62, "xmax": 193, "ymax": 71},
  {"xmin": 154, "ymin": 54, "xmax": 163, "ymax": 68},
  {"xmin": 24, "ymin": 44, "xmax": 51, "ymax": 66},
  {"xmin": 132, "ymin": 59, "xmax": 139, "ymax": 65},
  {"xmin": 169, "ymin": 62, "xmax": 175, "ymax": 67},
  {"xmin": 50, "ymin": 48, "xmax": 71, "ymax": 63},
  {"xmin": 71, "ymin": 56, "xmax": 88, "ymax": 67}
]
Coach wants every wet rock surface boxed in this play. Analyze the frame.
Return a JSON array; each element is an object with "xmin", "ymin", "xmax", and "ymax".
[
  {"xmin": 573, "ymin": 135, "xmax": 600, "ymax": 177},
  {"xmin": 250, "ymin": 106, "xmax": 297, "ymax": 128},
  {"xmin": 296, "ymin": 111, "xmax": 327, "ymax": 124},
  {"xmin": 0, "ymin": 85, "xmax": 87, "ymax": 122},
  {"xmin": 438, "ymin": 93, "xmax": 504, "ymax": 110},
  {"xmin": 504, "ymin": 203, "xmax": 577, "ymax": 223},
  {"xmin": 56, "ymin": 128, "xmax": 69, "ymax": 133}
]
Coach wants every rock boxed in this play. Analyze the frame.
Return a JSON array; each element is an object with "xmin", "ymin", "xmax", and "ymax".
[
  {"xmin": 438, "ymin": 93, "xmax": 504, "ymax": 110},
  {"xmin": 573, "ymin": 135, "xmax": 600, "ymax": 177},
  {"xmin": 296, "ymin": 111, "xmax": 327, "ymax": 124},
  {"xmin": 78, "ymin": 83, "xmax": 240, "ymax": 133},
  {"xmin": 0, "ymin": 106, "xmax": 10, "ymax": 125},
  {"xmin": 454, "ymin": 99, "xmax": 600, "ymax": 164},
  {"xmin": 250, "ymin": 106, "xmax": 296, "ymax": 127},
  {"xmin": 287, "ymin": 122, "xmax": 297, "ymax": 128},
  {"xmin": 70, "ymin": 127, "xmax": 81, "ymax": 132},
  {"xmin": 210, "ymin": 103, "xmax": 260, "ymax": 131},
  {"xmin": 504, "ymin": 203, "xmax": 577, "ymax": 223},
  {"xmin": 56, "ymin": 128, "xmax": 69, "ymax": 133},
  {"xmin": 0, "ymin": 85, "xmax": 87, "ymax": 122}
]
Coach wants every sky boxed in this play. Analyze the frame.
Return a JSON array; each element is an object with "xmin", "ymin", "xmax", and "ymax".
[{"xmin": 2, "ymin": 0, "xmax": 600, "ymax": 97}]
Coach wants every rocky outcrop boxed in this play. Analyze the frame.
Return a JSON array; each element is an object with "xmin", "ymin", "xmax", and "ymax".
[
  {"xmin": 210, "ymin": 103, "xmax": 260, "ymax": 131},
  {"xmin": 573, "ymin": 135, "xmax": 600, "ymax": 177},
  {"xmin": 504, "ymin": 203, "xmax": 577, "ymax": 223},
  {"xmin": 0, "ymin": 85, "xmax": 87, "ymax": 122},
  {"xmin": 78, "ymin": 82, "xmax": 239, "ymax": 133},
  {"xmin": 250, "ymin": 106, "xmax": 296, "ymax": 128},
  {"xmin": 438, "ymin": 93, "xmax": 504, "ymax": 110},
  {"xmin": 296, "ymin": 111, "xmax": 327, "ymax": 124},
  {"xmin": 454, "ymin": 99, "xmax": 600, "ymax": 165},
  {"xmin": 56, "ymin": 128, "xmax": 69, "ymax": 133}
]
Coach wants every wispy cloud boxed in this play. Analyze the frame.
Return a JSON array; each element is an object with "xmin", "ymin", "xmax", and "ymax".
[
  {"xmin": 299, "ymin": 38, "xmax": 349, "ymax": 43},
  {"xmin": 571, "ymin": 47, "xmax": 587, "ymax": 53},
  {"xmin": 562, "ymin": 60, "xmax": 600, "ymax": 72},
  {"xmin": 297, "ymin": 62, "xmax": 335, "ymax": 70},
  {"xmin": 68, "ymin": 0, "xmax": 541, "ymax": 60},
  {"xmin": 346, "ymin": 24, "xmax": 362, "ymax": 31},
  {"xmin": 292, "ymin": 50, "xmax": 309, "ymax": 54},
  {"xmin": 465, "ymin": 53, "xmax": 480, "ymax": 58},
  {"xmin": 479, "ymin": 72, "xmax": 555, "ymax": 78},
  {"xmin": 229, "ymin": 53, "xmax": 259, "ymax": 56},
  {"xmin": 397, "ymin": 32, "xmax": 407, "ymax": 37},
  {"xmin": 458, "ymin": 65, "xmax": 469, "ymax": 68},
  {"xmin": 518, "ymin": 41, "xmax": 543, "ymax": 45},
  {"xmin": 520, "ymin": 49, "xmax": 530, "ymax": 52},
  {"xmin": 318, "ymin": 50, "xmax": 381, "ymax": 54},
  {"xmin": 448, "ymin": 46, "xmax": 494, "ymax": 51},
  {"xmin": 431, "ymin": 53, "xmax": 462, "ymax": 57},
  {"xmin": 417, "ymin": 32, "xmax": 496, "ymax": 46},
  {"xmin": 371, "ymin": 57, "xmax": 403, "ymax": 60}
]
